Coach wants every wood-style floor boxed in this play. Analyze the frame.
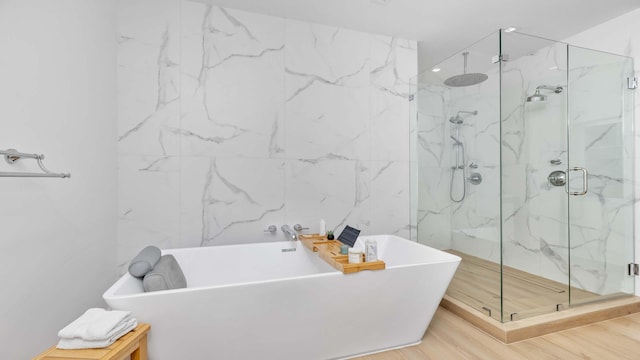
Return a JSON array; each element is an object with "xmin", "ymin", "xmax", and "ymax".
[
  {"xmin": 354, "ymin": 307, "xmax": 640, "ymax": 360},
  {"xmin": 446, "ymin": 250, "xmax": 618, "ymax": 322}
]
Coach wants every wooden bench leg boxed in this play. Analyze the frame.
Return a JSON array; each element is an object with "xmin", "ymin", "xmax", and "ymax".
[{"xmin": 131, "ymin": 336, "xmax": 148, "ymax": 360}]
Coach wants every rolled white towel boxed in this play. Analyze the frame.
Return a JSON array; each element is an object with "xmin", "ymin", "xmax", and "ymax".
[
  {"xmin": 58, "ymin": 308, "xmax": 134, "ymax": 341},
  {"xmin": 57, "ymin": 318, "xmax": 138, "ymax": 349}
]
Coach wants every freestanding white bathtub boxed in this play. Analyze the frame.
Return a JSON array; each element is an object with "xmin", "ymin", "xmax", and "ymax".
[{"xmin": 103, "ymin": 235, "xmax": 460, "ymax": 360}]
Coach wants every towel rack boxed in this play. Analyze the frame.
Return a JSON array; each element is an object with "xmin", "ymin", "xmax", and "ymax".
[{"xmin": 0, "ymin": 149, "xmax": 70, "ymax": 178}]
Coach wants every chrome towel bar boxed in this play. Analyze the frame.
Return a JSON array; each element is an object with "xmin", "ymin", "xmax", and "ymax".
[{"xmin": 0, "ymin": 149, "xmax": 70, "ymax": 178}]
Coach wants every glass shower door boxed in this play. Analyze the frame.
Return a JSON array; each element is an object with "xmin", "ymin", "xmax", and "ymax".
[{"xmin": 567, "ymin": 46, "xmax": 635, "ymax": 304}]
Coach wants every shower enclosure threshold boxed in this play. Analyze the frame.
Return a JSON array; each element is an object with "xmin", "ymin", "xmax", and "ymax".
[{"xmin": 441, "ymin": 294, "xmax": 640, "ymax": 343}]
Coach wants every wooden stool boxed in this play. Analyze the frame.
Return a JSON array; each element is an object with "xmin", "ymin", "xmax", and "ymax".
[{"xmin": 33, "ymin": 323, "xmax": 150, "ymax": 360}]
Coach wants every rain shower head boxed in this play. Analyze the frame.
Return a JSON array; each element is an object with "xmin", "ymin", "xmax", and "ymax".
[
  {"xmin": 444, "ymin": 73, "xmax": 489, "ymax": 87},
  {"xmin": 444, "ymin": 52, "xmax": 488, "ymax": 87}
]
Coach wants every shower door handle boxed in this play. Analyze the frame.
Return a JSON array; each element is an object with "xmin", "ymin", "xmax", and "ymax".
[{"xmin": 565, "ymin": 167, "xmax": 588, "ymax": 196}]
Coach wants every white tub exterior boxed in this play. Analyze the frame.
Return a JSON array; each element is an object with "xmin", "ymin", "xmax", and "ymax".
[{"xmin": 103, "ymin": 235, "xmax": 460, "ymax": 360}]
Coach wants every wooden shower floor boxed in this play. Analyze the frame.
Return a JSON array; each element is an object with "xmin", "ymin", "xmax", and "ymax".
[{"xmin": 446, "ymin": 250, "xmax": 624, "ymax": 322}]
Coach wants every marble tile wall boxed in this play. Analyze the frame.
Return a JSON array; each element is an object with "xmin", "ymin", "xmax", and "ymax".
[
  {"xmin": 415, "ymin": 84, "xmax": 453, "ymax": 250},
  {"xmin": 499, "ymin": 40, "xmax": 571, "ymax": 288},
  {"xmin": 499, "ymin": 37, "xmax": 635, "ymax": 296},
  {"xmin": 117, "ymin": 0, "xmax": 417, "ymax": 272},
  {"xmin": 416, "ymin": 53, "xmax": 502, "ymax": 260}
]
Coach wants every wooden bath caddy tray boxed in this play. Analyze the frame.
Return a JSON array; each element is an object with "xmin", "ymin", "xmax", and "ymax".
[{"xmin": 299, "ymin": 234, "xmax": 385, "ymax": 274}]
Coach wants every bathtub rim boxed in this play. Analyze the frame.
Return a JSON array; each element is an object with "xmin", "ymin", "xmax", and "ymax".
[{"xmin": 104, "ymin": 235, "xmax": 461, "ymax": 301}]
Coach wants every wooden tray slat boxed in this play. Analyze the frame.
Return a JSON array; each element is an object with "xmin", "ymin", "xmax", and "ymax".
[{"xmin": 299, "ymin": 234, "xmax": 385, "ymax": 274}]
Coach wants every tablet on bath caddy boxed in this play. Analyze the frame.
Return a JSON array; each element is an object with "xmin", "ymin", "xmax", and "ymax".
[{"xmin": 337, "ymin": 225, "xmax": 361, "ymax": 248}]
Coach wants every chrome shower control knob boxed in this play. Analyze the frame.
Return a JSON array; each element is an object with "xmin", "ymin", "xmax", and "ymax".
[
  {"xmin": 467, "ymin": 173, "xmax": 482, "ymax": 185},
  {"xmin": 293, "ymin": 224, "xmax": 309, "ymax": 232},
  {"xmin": 548, "ymin": 170, "xmax": 566, "ymax": 186},
  {"xmin": 264, "ymin": 225, "xmax": 277, "ymax": 233}
]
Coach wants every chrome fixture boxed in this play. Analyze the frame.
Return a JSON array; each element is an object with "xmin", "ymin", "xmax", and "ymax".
[
  {"xmin": 548, "ymin": 170, "xmax": 567, "ymax": 187},
  {"xmin": 547, "ymin": 167, "xmax": 588, "ymax": 195},
  {"xmin": 0, "ymin": 148, "xmax": 70, "ymax": 178},
  {"xmin": 293, "ymin": 224, "xmax": 309, "ymax": 232},
  {"xmin": 550, "ymin": 159, "xmax": 563, "ymax": 165},
  {"xmin": 526, "ymin": 89, "xmax": 546, "ymax": 102},
  {"xmin": 449, "ymin": 111, "xmax": 478, "ymax": 202},
  {"xmin": 281, "ymin": 225, "xmax": 298, "ymax": 241},
  {"xmin": 449, "ymin": 110, "xmax": 478, "ymax": 124},
  {"xmin": 526, "ymin": 85, "xmax": 564, "ymax": 102},
  {"xmin": 567, "ymin": 167, "xmax": 588, "ymax": 196},
  {"xmin": 444, "ymin": 52, "xmax": 488, "ymax": 87},
  {"xmin": 468, "ymin": 173, "xmax": 482, "ymax": 185},
  {"xmin": 469, "ymin": 162, "xmax": 479, "ymax": 169},
  {"xmin": 264, "ymin": 225, "xmax": 277, "ymax": 234},
  {"xmin": 450, "ymin": 135, "xmax": 465, "ymax": 202}
]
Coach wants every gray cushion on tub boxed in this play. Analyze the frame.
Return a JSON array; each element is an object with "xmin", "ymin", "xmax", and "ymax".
[
  {"xmin": 128, "ymin": 246, "xmax": 162, "ymax": 278},
  {"xmin": 142, "ymin": 254, "xmax": 187, "ymax": 292}
]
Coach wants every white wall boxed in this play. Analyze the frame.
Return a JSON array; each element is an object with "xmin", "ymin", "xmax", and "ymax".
[
  {"xmin": 0, "ymin": 1, "xmax": 117, "ymax": 358},
  {"xmin": 117, "ymin": 0, "xmax": 418, "ymax": 272},
  {"xmin": 565, "ymin": 7, "xmax": 640, "ymax": 296}
]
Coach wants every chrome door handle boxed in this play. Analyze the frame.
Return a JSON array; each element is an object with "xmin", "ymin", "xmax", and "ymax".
[{"xmin": 565, "ymin": 167, "xmax": 588, "ymax": 196}]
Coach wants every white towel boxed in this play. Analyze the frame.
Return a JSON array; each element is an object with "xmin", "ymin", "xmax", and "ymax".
[
  {"xmin": 56, "ymin": 318, "xmax": 138, "ymax": 349},
  {"xmin": 58, "ymin": 308, "xmax": 134, "ymax": 341}
]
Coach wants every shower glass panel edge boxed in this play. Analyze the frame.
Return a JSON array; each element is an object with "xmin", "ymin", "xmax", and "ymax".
[
  {"xmin": 567, "ymin": 46, "xmax": 636, "ymax": 306},
  {"xmin": 499, "ymin": 30, "xmax": 571, "ymax": 322},
  {"xmin": 415, "ymin": 30, "xmax": 503, "ymax": 322}
]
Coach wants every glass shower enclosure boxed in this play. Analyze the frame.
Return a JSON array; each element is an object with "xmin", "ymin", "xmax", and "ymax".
[{"xmin": 412, "ymin": 29, "xmax": 635, "ymax": 322}]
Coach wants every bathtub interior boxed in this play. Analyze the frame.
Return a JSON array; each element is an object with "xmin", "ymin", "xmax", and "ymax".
[
  {"xmin": 173, "ymin": 241, "xmax": 339, "ymax": 288},
  {"xmin": 106, "ymin": 235, "xmax": 460, "ymax": 298},
  {"xmin": 108, "ymin": 241, "xmax": 338, "ymax": 297}
]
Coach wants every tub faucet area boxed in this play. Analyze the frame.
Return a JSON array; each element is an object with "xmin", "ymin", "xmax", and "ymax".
[{"xmin": 281, "ymin": 224, "xmax": 297, "ymax": 241}]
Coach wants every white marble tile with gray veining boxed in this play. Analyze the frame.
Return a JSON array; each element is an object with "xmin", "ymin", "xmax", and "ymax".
[
  {"xmin": 285, "ymin": 159, "xmax": 370, "ymax": 236},
  {"xmin": 369, "ymin": 161, "xmax": 411, "ymax": 238},
  {"xmin": 180, "ymin": 3, "xmax": 285, "ymax": 158},
  {"xmin": 285, "ymin": 19, "xmax": 370, "ymax": 94},
  {"xmin": 117, "ymin": 0, "xmax": 181, "ymax": 156},
  {"xmin": 285, "ymin": 83, "xmax": 370, "ymax": 160},
  {"xmin": 117, "ymin": 155, "xmax": 180, "ymax": 274},
  {"xmin": 371, "ymin": 35, "xmax": 417, "ymax": 98},
  {"xmin": 181, "ymin": 157, "xmax": 286, "ymax": 247}
]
